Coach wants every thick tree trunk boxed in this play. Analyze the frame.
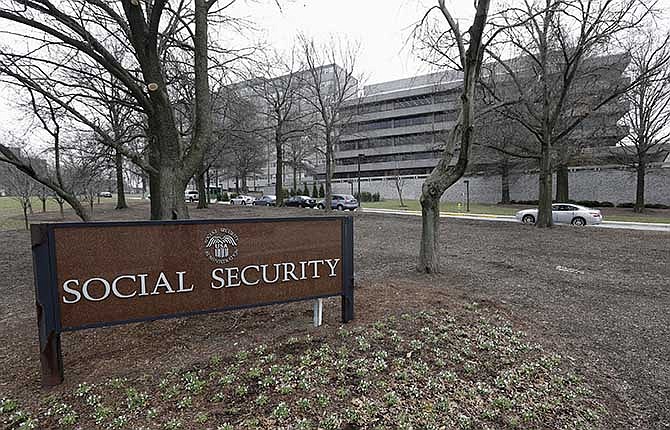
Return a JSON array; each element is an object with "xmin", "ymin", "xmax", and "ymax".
[
  {"xmin": 634, "ymin": 161, "xmax": 646, "ymax": 213},
  {"xmin": 275, "ymin": 134, "xmax": 284, "ymax": 206},
  {"xmin": 146, "ymin": 114, "xmax": 188, "ymax": 220},
  {"xmin": 418, "ymin": 191, "xmax": 440, "ymax": 273},
  {"xmin": 115, "ymin": 149, "xmax": 128, "ymax": 209},
  {"xmin": 149, "ymin": 163, "xmax": 188, "ymax": 220},
  {"xmin": 537, "ymin": 141, "xmax": 553, "ymax": 227},
  {"xmin": 555, "ymin": 164, "xmax": 569, "ymax": 202},
  {"xmin": 196, "ymin": 168, "xmax": 208, "ymax": 209},
  {"xmin": 501, "ymin": 160, "xmax": 510, "ymax": 204}
]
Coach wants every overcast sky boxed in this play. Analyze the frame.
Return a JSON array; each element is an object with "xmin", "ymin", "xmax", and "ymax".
[
  {"xmin": 2, "ymin": 0, "xmax": 669, "ymax": 139},
  {"xmin": 230, "ymin": 0, "xmax": 475, "ymax": 86}
]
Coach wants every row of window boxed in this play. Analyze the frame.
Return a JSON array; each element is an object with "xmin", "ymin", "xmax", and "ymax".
[
  {"xmin": 332, "ymin": 166, "xmax": 433, "ymax": 179},
  {"xmin": 336, "ymin": 151, "xmax": 442, "ymax": 166},
  {"xmin": 342, "ymin": 111, "xmax": 457, "ymax": 134},
  {"xmin": 341, "ymin": 88, "xmax": 461, "ymax": 116},
  {"xmin": 338, "ymin": 132, "xmax": 443, "ymax": 152}
]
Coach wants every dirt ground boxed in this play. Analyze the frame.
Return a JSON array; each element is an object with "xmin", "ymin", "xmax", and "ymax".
[{"xmin": 0, "ymin": 202, "xmax": 669, "ymax": 429}]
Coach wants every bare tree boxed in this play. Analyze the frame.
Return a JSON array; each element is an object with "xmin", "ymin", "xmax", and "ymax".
[
  {"xmin": 483, "ymin": 0, "xmax": 658, "ymax": 227},
  {"xmin": 298, "ymin": 35, "xmax": 360, "ymax": 212},
  {"xmin": 617, "ymin": 29, "xmax": 670, "ymax": 212},
  {"xmin": 413, "ymin": 0, "xmax": 491, "ymax": 273},
  {"xmin": 393, "ymin": 171, "xmax": 407, "ymax": 207},
  {"xmin": 0, "ymin": 0, "xmax": 250, "ymax": 219},
  {"xmin": 247, "ymin": 49, "xmax": 310, "ymax": 205},
  {"xmin": 215, "ymin": 92, "xmax": 266, "ymax": 193},
  {"xmin": 2, "ymin": 148, "xmax": 40, "ymax": 229}
]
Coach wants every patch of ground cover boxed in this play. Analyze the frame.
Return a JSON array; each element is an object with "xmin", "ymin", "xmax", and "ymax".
[{"xmin": 1, "ymin": 308, "xmax": 604, "ymax": 430}]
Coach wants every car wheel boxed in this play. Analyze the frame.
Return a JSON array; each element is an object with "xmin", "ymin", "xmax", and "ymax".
[
  {"xmin": 318, "ymin": 203, "xmax": 325, "ymax": 209},
  {"xmin": 522, "ymin": 214, "xmax": 535, "ymax": 224},
  {"xmin": 337, "ymin": 204, "xmax": 344, "ymax": 211},
  {"xmin": 571, "ymin": 217, "xmax": 586, "ymax": 226}
]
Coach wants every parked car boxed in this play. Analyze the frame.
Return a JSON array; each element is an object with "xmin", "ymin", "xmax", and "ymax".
[
  {"xmin": 317, "ymin": 194, "xmax": 358, "ymax": 211},
  {"xmin": 184, "ymin": 190, "xmax": 199, "ymax": 202},
  {"xmin": 230, "ymin": 195, "xmax": 255, "ymax": 205},
  {"xmin": 253, "ymin": 195, "xmax": 276, "ymax": 206},
  {"xmin": 98, "ymin": 191, "xmax": 112, "ymax": 198},
  {"xmin": 515, "ymin": 203, "xmax": 603, "ymax": 226},
  {"xmin": 285, "ymin": 195, "xmax": 317, "ymax": 208}
]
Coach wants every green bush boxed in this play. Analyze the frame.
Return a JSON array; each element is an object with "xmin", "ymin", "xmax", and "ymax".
[
  {"xmin": 302, "ymin": 184, "xmax": 310, "ymax": 196},
  {"xmin": 318, "ymin": 184, "xmax": 325, "ymax": 198},
  {"xmin": 312, "ymin": 183, "xmax": 319, "ymax": 198},
  {"xmin": 372, "ymin": 192, "xmax": 380, "ymax": 202},
  {"xmin": 221, "ymin": 192, "xmax": 229, "ymax": 202}
]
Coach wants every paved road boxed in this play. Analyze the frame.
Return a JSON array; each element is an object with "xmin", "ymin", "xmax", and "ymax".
[{"xmin": 363, "ymin": 207, "xmax": 670, "ymax": 232}]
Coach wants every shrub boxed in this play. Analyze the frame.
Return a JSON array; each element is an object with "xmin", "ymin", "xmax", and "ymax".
[
  {"xmin": 645, "ymin": 203, "xmax": 670, "ymax": 209},
  {"xmin": 230, "ymin": 193, "xmax": 238, "ymax": 199},
  {"xmin": 616, "ymin": 202, "xmax": 634, "ymax": 208},
  {"xmin": 319, "ymin": 184, "xmax": 325, "ymax": 198},
  {"xmin": 355, "ymin": 192, "xmax": 374, "ymax": 202},
  {"xmin": 221, "ymin": 192, "xmax": 229, "ymax": 202},
  {"xmin": 312, "ymin": 183, "xmax": 319, "ymax": 198},
  {"xmin": 372, "ymin": 192, "xmax": 380, "ymax": 202},
  {"xmin": 302, "ymin": 184, "xmax": 310, "ymax": 196}
]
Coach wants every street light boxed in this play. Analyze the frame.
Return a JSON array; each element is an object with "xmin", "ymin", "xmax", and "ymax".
[
  {"xmin": 357, "ymin": 153, "xmax": 364, "ymax": 205},
  {"xmin": 463, "ymin": 180, "xmax": 470, "ymax": 212}
]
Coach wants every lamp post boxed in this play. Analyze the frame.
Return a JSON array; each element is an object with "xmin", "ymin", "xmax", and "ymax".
[
  {"xmin": 464, "ymin": 179, "xmax": 470, "ymax": 212},
  {"xmin": 357, "ymin": 153, "xmax": 364, "ymax": 204}
]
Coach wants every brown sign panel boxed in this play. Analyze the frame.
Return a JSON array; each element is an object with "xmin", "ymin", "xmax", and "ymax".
[{"xmin": 31, "ymin": 217, "xmax": 354, "ymax": 386}]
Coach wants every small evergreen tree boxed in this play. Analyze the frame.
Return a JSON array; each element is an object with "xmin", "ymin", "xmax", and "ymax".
[
  {"xmin": 318, "ymin": 184, "xmax": 325, "ymax": 198},
  {"xmin": 312, "ymin": 183, "xmax": 319, "ymax": 198},
  {"xmin": 302, "ymin": 184, "xmax": 310, "ymax": 196}
]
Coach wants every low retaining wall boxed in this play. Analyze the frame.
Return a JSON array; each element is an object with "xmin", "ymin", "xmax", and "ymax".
[{"xmin": 330, "ymin": 167, "xmax": 670, "ymax": 205}]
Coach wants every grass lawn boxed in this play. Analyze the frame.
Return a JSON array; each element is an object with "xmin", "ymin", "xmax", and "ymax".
[
  {"xmin": 364, "ymin": 199, "xmax": 670, "ymax": 224},
  {"xmin": 0, "ymin": 197, "xmax": 63, "ymax": 231},
  {"xmin": 363, "ymin": 200, "xmax": 520, "ymax": 216}
]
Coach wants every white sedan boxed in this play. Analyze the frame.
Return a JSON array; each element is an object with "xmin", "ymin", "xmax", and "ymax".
[
  {"xmin": 516, "ymin": 203, "xmax": 603, "ymax": 226},
  {"xmin": 229, "ymin": 195, "xmax": 255, "ymax": 205}
]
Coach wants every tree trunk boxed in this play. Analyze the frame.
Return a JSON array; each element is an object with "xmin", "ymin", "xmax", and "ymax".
[
  {"xmin": 41, "ymin": 197, "xmax": 46, "ymax": 212},
  {"xmin": 536, "ymin": 141, "xmax": 553, "ymax": 227},
  {"xmin": 416, "ymin": 0, "xmax": 490, "ymax": 273},
  {"xmin": 292, "ymin": 166, "xmax": 298, "ymax": 193},
  {"xmin": 149, "ymin": 163, "xmax": 188, "ymax": 220},
  {"xmin": 634, "ymin": 161, "xmax": 646, "ymax": 213},
  {"xmin": 115, "ymin": 148, "xmax": 128, "ymax": 209},
  {"xmin": 196, "ymin": 167, "xmax": 208, "ymax": 209},
  {"xmin": 501, "ymin": 160, "xmax": 510, "ymax": 204},
  {"xmin": 22, "ymin": 202, "xmax": 28, "ymax": 230},
  {"xmin": 324, "ymin": 134, "xmax": 333, "ymax": 212},
  {"xmin": 275, "ymin": 133, "xmax": 284, "ymax": 206},
  {"xmin": 418, "ymin": 188, "xmax": 440, "ymax": 273},
  {"xmin": 58, "ymin": 200, "xmax": 64, "ymax": 218},
  {"xmin": 555, "ymin": 164, "xmax": 569, "ymax": 202}
]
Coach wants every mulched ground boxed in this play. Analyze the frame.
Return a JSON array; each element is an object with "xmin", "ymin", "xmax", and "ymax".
[{"xmin": 0, "ymin": 201, "xmax": 668, "ymax": 429}]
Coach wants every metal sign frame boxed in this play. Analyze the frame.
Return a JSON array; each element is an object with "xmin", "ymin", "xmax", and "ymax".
[{"xmin": 31, "ymin": 216, "xmax": 354, "ymax": 387}]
